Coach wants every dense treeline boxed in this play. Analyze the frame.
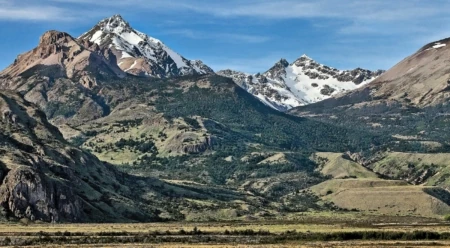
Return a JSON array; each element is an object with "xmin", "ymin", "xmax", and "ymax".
[{"xmin": 295, "ymin": 102, "xmax": 450, "ymax": 153}]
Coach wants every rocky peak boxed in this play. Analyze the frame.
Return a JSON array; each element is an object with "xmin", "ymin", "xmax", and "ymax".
[
  {"xmin": 276, "ymin": 58, "xmax": 289, "ymax": 68},
  {"xmin": 78, "ymin": 14, "xmax": 214, "ymax": 78},
  {"xmin": 96, "ymin": 14, "xmax": 132, "ymax": 33},
  {"xmin": 217, "ymin": 69, "xmax": 242, "ymax": 77},
  {"xmin": 293, "ymin": 54, "xmax": 314, "ymax": 65},
  {"xmin": 300, "ymin": 54, "xmax": 311, "ymax": 59},
  {"xmin": 0, "ymin": 28, "xmax": 125, "ymax": 81},
  {"xmin": 264, "ymin": 58, "xmax": 289, "ymax": 81},
  {"xmin": 39, "ymin": 31, "xmax": 74, "ymax": 46}
]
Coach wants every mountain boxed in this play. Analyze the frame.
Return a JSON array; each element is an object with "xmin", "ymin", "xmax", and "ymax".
[
  {"xmin": 78, "ymin": 14, "xmax": 214, "ymax": 78},
  {"xmin": 0, "ymin": 37, "xmax": 389, "ymax": 219},
  {"xmin": 0, "ymin": 27, "xmax": 382, "ymax": 221},
  {"xmin": 0, "ymin": 90, "xmax": 298, "ymax": 223},
  {"xmin": 4, "ymin": 15, "xmax": 450, "ymax": 222},
  {"xmin": 0, "ymin": 90, "xmax": 166, "ymax": 222},
  {"xmin": 218, "ymin": 55, "xmax": 384, "ymax": 111},
  {"xmin": 288, "ymin": 38, "xmax": 450, "ymax": 152},
  {"xmin": 288, "ymin": 37, "xmax": 450, "ymax": 189},
  {"xmin": 0, "ymin": 30, "xmax": 125, "ymax": 88},
  {"xmin": 290, "ymin": 38, "xmax": 450, "ymax": 115}
]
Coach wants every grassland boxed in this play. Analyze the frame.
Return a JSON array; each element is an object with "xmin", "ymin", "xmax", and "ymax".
[
  {"xmin": 20, "ymin": 242, "xmax": 450, "ymax": 247},
  {"xmin": 313, "ymin": 152, "xmax": 378, "ymax": 179},
  {"xmin": 311, "ymin": 178, "xmax": 450, "ymax": 217},
  {"xmin": 2, "ymin": 214, "xmax": 450, "ymax": 247}
]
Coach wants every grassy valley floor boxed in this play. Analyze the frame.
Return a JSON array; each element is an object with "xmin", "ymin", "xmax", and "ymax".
[{"xmin": 2, "ymin": 214, "xmax": 450, "ymax": 247}]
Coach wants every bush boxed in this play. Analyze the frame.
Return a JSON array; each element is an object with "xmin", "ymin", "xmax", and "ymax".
[{"xmin": 444, "ymin": 214, "xmax": 450, "ymax": 221}]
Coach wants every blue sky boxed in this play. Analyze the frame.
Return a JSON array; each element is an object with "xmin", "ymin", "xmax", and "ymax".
[{"xmin": 1, "ymin": 0, "xmax": 450, "ymax": 73}]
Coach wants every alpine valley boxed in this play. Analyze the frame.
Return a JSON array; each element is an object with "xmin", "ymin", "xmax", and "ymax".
[{"xmin": 1, "ymin": 14, "xmax": 450, "ymax": 224}]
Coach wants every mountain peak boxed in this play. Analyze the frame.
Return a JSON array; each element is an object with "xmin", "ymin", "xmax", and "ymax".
[
  {"xmin": 97, "ymin": 14, "xmax": 131, "ymax": 31},
  {"xmin": 39, "ymin": 30, "xmax": 73, "ymax": 46},
  {"xmin": 222, "ymin": 53, "xmax": 383, "ymax": 111},
  {"xmin": 278, "ymin": 58, "xmax": 289, "ymax": 67},
  {"xmin": 300, "ymin": 54, "xmax": 312, "ymax": 59},
  {"xmin": 78, "ymin": 15, "xmax": 213, "ymax": 78},
  {"xmin": 294, "ymin": 54, "xmax": 314, "ymax": 64},
  {"xmin": 110, "ymin": 14, "xmax": 124, "ymax": 20}
]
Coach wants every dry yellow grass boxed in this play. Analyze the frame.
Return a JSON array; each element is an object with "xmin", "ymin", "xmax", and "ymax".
[
  {"xmin": 311, "ymin": 179, "xmax": 450, "ymax": 217},
  {"xmin": 2, "ymin": 221, "xmax": 450, "ymax": 234},
  {"xmin": 313, "ymin": 153, "xmax": 378, "ymax": 179},
  {"xmin": 3, "ymin": 221, "xmax": 450, "ymax": 247},
  {"xmin": 22, "ymin": 241, "xmax": 450, "ymax": 247}
]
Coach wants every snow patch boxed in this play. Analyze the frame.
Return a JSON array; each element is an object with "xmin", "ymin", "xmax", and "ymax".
[
  {"xmin": 433, "ymin": 43, "xmax": 446, "ymax": 49},
  {"xmin": 163, "ymin": 46, "xmax": 187, "ymax": 69},
  {"xmin": 120, "ymin": 32, "xmax": 144, "ymax": 46},
  {"xmin": 90, "ymin": 30, "xmax": 103, "ymax": 44}
]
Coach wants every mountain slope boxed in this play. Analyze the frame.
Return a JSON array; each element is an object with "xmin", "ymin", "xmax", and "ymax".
[
  {"xmin": 0, "ymin": 90, "xmax": 160, "ymax": 222},
  {"xmin": 287, "ymin": 37, "xmax": 450, "ymax": 189},
  {"xmin": 0, "ymin": 90, "xmax": 285, "ymax": 223},
  {"xmin": 79, "ymin": 15, "xmax": 214, "ymax": 78},
  {"xmin": 0, "ymin": 30, "xmax": 125, "ymax": 88},
  {"xmin": 290, "ymin": 38, "xmax": 450, "ymax": 115},
  {"xmin": 218, "ymin": 55, "xmax": 383, "ymax": 111}
]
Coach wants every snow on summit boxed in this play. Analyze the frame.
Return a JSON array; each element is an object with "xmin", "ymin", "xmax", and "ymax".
[
  {"xmin": 79, "ymin": 15, "xmax": 213, "ymax": 78},
  {"xmin": 218, "ymin": 55, "xmax": 384, "ymax": 111}
]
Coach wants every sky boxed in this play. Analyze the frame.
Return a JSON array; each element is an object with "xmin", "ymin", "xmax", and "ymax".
[{"xmin": 1, "ymin": 0, "xmax": 450, "ymax": 73}]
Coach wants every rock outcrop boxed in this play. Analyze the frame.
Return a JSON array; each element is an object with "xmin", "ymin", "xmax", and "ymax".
[
  {"xmin": 0, "ymin": 30, "xmax": 125, "ymax": 82},
  {"xmin": 0, "ymin": 91, "xmax": 161, "ymax": 222}
]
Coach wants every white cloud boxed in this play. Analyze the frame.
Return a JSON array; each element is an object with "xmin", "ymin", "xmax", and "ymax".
[{"xmin": 0, "ymin": 4, "xmax": 73, "ymax": 21}]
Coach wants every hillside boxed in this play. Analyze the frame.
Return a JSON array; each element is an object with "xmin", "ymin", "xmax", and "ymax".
[
  {"xmin": 0, "ymin": 91, "xmax": 164, "ymax": 222},
  {"xmin": 0, "ymin": 42, "xmax": 390, "ymax": 220},
  {"xmin": 1, "ymin": 90, "xmax": 312, "ymax": 222},
  {"xmin": 287, "ymin": 37, "xmax": 450, "ymax": 204},
  {"xmin": 289, "ymin": 37, "xmax": 450, "ymax": 152}
]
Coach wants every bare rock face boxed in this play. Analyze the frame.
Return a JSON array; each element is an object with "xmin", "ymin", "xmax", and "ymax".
[
  {"xmin": 0, "ymin": 91, "xmax": 162, "ymax": 223},
  {"xmin": 39, "ymin": 30, "xmax": 72, "ymax": 46},
  {"xmin": 0, "ymin": 30, "xmax": 125, "ymax": 81},
  {"xmin": 0, "ymin": 92, "xmax": 83, "ymax": 222},
  {"xmin": 0, "ymin": 167, "xmax": 81, "ymax": 222},
  {"xmin": 0, "ymin": 30, "xmax": 126, "ymax": 126},
  {"xmin": 79, "ymin": 75, "xmax": 98, "ymax": 89},
  {"xmin": 320, "ymin": 85, "xmax": 336, "ymax": 96},
  {"xmin": 182, "ymin": 136, "xmax": 216, "ymax": 154}
]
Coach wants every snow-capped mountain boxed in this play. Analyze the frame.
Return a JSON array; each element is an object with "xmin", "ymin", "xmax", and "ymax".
[
  {"xmin": 218, "ymin": 55, "xmax": 384, "ymax": 111},
  {"xmin": 79, "ymin": 15, "xmax": 214, "ymax": 78}
]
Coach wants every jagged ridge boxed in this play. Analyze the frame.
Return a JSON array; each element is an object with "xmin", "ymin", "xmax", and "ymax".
[
  {"xmin": 78, "ymin": 14, "xmax": 214, "ymax": 78},
  {"xmin": 219, "ymin": 55, "xmax": 384, "ymax": 111}
]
